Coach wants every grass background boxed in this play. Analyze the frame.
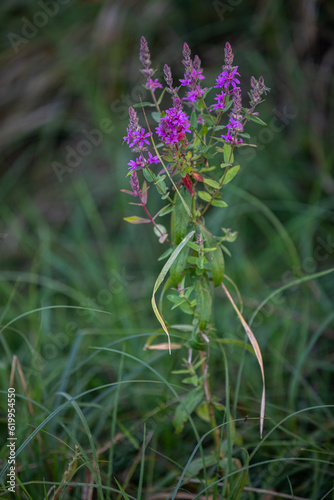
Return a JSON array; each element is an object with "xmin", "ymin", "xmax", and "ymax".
[{"xmin": 0, "ymin": 0, "xmax": 334, "ymax": 498}]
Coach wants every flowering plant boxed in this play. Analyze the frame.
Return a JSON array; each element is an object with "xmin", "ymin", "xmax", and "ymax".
[{"xmin": 122, "ymin": 37, "xmax": 269, "ymax": 444}]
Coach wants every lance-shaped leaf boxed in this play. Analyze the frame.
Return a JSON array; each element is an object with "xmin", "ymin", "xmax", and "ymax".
[
  {"xmin": 220, "ymin": 165, "xmax": 240, "ymax": 185},
  {"xmin": 170, "ymin": 245, "xmax": 190, "ymax": 285},
  {"xmin": 173, "ymin": 386, "xmax": 204, "ymax": 434},
  {"xmin": 123, "ymin": 216, "xmax": 151, "ymax": 224},
  {"xmin": 199, "ymin": 225, "xmax": 224, "ymax": 286},
  {"xmin": 195, "ymin": 274, "xmax": 212, "ymax": 331},
  {"xmin": 172, "ymin": 187, "xmax": 192, "ymax": 244},
  {"xmin": 152, "ymin": 231, "xmax": 195, "ymax": 353},
  {"xmin": 221, "ymin": 281, "xmax": 265, "ymax": 438}
]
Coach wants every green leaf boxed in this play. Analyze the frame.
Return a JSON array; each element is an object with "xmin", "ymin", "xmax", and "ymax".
[
  {"xmin": 123, "ymin": 216, "xmax": 151, "ymax": 224},
  {"xmin": 198, "ymin": 191, "xmax": 212, "ymax": 202},
  {"xmin": 172, "ymin": 187, "xmax": 192, "ymax": 244},
  {"xmin": 197, "ymin": 99, "xmax": 205, "ymax": 110},
  {"xmin": 156, "ymin": 87, "xmax": 166, "ymax": 105},
  {"xmin": 201, "ymin": 113, "xmax": 215, "ymax": 126},
  {"xmin": 182, "ymin": 375, "xmax": 199, "ymax": 386},
  {"xmin": 190, "ymin": 111, "xmax": 198, "ymax": 129},
  {"xmin": 187, "ymin": 241, "xmax": 200, "ymax": 251},
  {"xmin": 151, "ymin": 111, "xmax": 161, "ymax": 123},
  {"xmin": 173, "ymin": 386, "xmax": 204, "ymax": 434},
  {"xmin": 179, "ymin": 300, "xmax": 195, "ymax": 315},
  {"xmin": 248, "ymin": 115, "xmax": 267, "ymax": 125},
  {"xmin": 223, "ymin": 143, "xmax": 232, "ymax": 163},
  {"xmin": 199, "ymin": 125, "xmax": 208, "ymax": 135},
  {"xmin": 203, "ymin": 178, "xmax": 221, "ymax": 189},
  {"xmin": 132, "ymin": 101, "xmax": 156, "ymax": 108},
  {"xmin": 196, "ymin": 403, "xmax": 210, "ymax": 423},
  {"xmin": 143, "ymin": 167, "xmax": 157, "ymax": 183},
  {"xmin": 199, "ymin": 225, "xmax": 224, "ymax": 286},
  {"xmin": 155, "ymin": 175, "xmax": 167, "ymax": 194},
  {"xmin": 158, "ymin": 247, "xmax": 173, "ymax": 261},
  {"xmin": 220, "ymin": 165, "xmax": 240, "ymax": 185},
  {"xmin": 211, "ymin": 199, "xmax": 228, "ymax": 207},
  {"xmin": 152, "ymin": 231, "xmax": 195, "ymax": 351},
  {"xmin": 187, "ymin": 256, "xmax": 206, "ymax": 266},
  {"xmin": 158, "ymin": 204, "xmax": 173, "ymax": 217},
  {"xmin": 170, "ymin": 245, "xmax": 190, "ymax": 285},
  {"xmin": 195, "ymin": 274, "xmax": 212, "ymax": 330}
]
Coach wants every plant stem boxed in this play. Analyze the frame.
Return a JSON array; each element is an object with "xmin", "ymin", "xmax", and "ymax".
[
  {"xmin": 197, "ymin": 144, "xmax": 235, "ymax": 220},
  {"xmin": 199, "ymin": 350, "xmax": 222, "ymax": 456},
  {"xmin": 139, "ymin": 200, "xmax": 172, "ymax": 245}
]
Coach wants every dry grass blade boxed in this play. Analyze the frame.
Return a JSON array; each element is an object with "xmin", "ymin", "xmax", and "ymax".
[
  {"xmin": 144, "ymin": 343, "xmax": 182, "ymax": 350},
  {"xmin": 221, "ymin": 282, "xmax": 266, "ymax": 438}
]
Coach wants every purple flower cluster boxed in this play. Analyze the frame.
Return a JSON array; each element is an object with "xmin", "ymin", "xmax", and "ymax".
[
  {"xmin": 123, "ymin": 106, "xmax": 160, "ymax": 171},
  {"xmin": 179, "ymin": 43, "xmax": 206, "ymax": 105},
  {"xmin": 156, "ymin": 97, "xmax": 191, "ymax": 146},
  {"xmin": 211, "ymin": 42, "xmax": 244, "ymax": 144},
  {"xmin": 139, "ymin": 36, "xmax": 163, "ymax": 94},
  {"xmin": 221, "ymin": 87, "xmax": 244, "ymax": 144},
  {"xmin": 249, "ymin": 75, "xmax": 267, "ymax": 110},
  {"xmin": 124, "ymin": 38, "xmax": 268, "ymax": 167}
]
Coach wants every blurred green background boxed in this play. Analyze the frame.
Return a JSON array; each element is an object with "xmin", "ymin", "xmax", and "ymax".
[{"xmin": 1, "ymin": 0, "xmax": 334, "ymax": 498}]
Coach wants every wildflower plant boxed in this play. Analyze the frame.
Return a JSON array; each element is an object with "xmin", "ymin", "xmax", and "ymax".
[{"xmin": 122, "ymin": 37, "xmax": 269, "ymax": 446}]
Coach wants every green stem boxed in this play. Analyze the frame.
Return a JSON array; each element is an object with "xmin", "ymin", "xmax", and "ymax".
[
  {"xmin": 199, "ymin": 350, "xmax": 222, "ymax": 455},
  {"xmin": 140, "ymin": 199, "xmax": 172, "ymax": 245},
  {"xmin": 197, "ymin": 144, "xmax": 235, "ymax": 220}
]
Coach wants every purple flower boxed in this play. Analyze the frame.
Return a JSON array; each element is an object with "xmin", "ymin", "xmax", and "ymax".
[
  {"xmin": 221, "ymin": 88, "xmax": 244, "ymax": 144},
  {"xmin": 179, "ymin": 75, "xmax": 192, "ymax": 87},
  {"xmin": 192, "ymin": 68, "xmax": 205, "ymax": 81},
  {"xmin": 131, "ymin": 127, "xmax": 151, "ymax": 148},
  {"xmin": 215, "ymin": 68, "xmax": 240, "ymax": 89},
  {"xmin": 183, "ymin": 86, "xmax": 206, "ymax": 104},
  {"xmin": 230, "ymin": 117, "xmax": 243, "ymax": 131},
  {"xmin": 123, "ymin": 127, "xmax": 135, "ymax": 145},
  {"xmin": 180, "ymin": 68, "xmax": 205, "ymax": 88},
  {"xmin": 145, "ymin": 78, "xmax": 163, "ymax": 93},
  {"xmin": 211, "ymin": 91, "xmax": 226, "ymax": 111},
  {"xmin": 156, "ymin": 105, "xmax": 191, "ymax": 146},
  {"xmin": 127, "ymin": 157, "xmax": 145, "ymax": 171},
  {"xmin": 147, "ymin": 151, "xmax": 160, "ymax": 164},
  {"xmin": 221, "ymin": 124, "xmax": 234, "ymax": 143}
]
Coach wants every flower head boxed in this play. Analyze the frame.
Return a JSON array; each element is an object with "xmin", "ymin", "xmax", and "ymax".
[
  {"xmin": 164, "ymin": 64, "xmax": 174, "ymax": 92},
  {"xmin": 221, "ymin": 87, "xmax": 244, "ymax": 144},
  {"xmin": 145, "ymin": 78, "xmax": 163, "ymax": 93},
  {"xmin": 147, "ymin": 151, "xmax": 160, "ymax": 164},
  {"xmin": 215, "ymin": 68, "xmax": 240, "ymax": 89},
  {"xmin": 139, "ymin": 36, "xmax": 154, "ymax": 78},
  {"xmin": 211, "ymin": 91, "xmax": 226, "ymax": 111},
  {"xmin": 183, "ymin": 86, "xmax": 206, "ymax": 104},
  {"xmin": 156, "ymin": 104, "xmax": 191, "ymax": 146},
  {"xmin": 128, "ymin": 157, "xmax": 145, "ymax": 171}
]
